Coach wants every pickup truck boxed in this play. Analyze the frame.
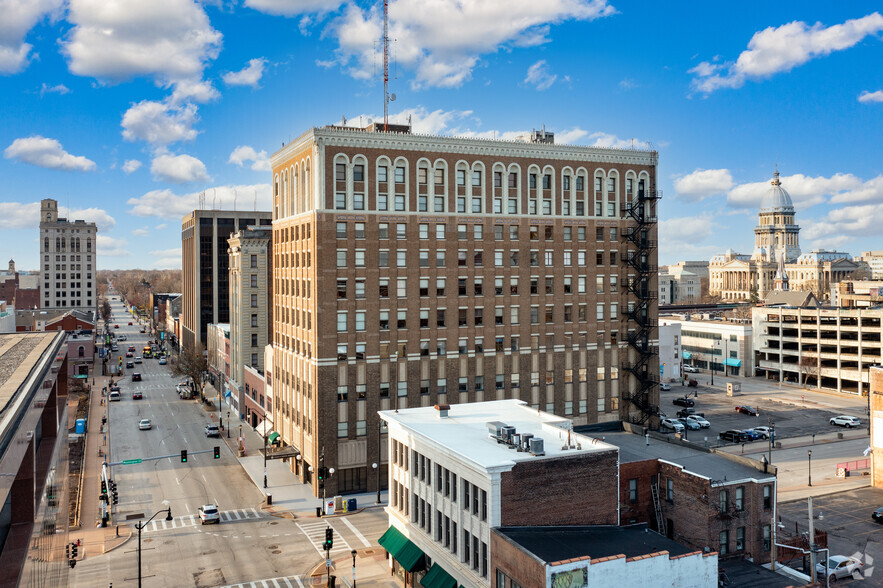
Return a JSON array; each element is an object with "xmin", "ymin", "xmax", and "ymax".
[{"xmin": 198, "ymin": 505, "xmax": 220, "ymax": 524}]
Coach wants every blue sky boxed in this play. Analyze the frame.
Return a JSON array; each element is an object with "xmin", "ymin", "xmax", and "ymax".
[{"xmin": 1, "ymin": 1, "xmax": 882, "ymax": 269}]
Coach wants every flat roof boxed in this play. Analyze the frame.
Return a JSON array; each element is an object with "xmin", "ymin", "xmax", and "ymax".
[
  {"xmin": 603, "ymin": 431, "xmax": 774, "ymax": 484},
  {"xmin": 496, "ymin": 524, "xmax": 694, "ymax": 564},
  {"xmin": 379, "ymin": 400, "xmax": 617, "ymax": 471},
  {"xmin": 0, "ymin": 333, "xmax": 59, "ymax": 412}
]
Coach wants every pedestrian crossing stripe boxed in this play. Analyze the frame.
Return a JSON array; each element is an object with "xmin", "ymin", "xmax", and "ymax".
[
  {"xmin": 143, "ymin": 508, "xmax": 262, "ymax": 532},
  {"xmin": 219, "ymin": 575, "xmax": 306, "ymax": 588},
  {"xmin": 294, "ymin": 521, "xmax": 352, "ymax": 556}
]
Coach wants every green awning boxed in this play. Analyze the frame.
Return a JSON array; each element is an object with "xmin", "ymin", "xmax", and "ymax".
[
  {"xmin": 724, "ymin": 358, "xmax": 742, "ymax": 367},
  {"xmin": 682, "ymin": 351, "xmax": 692, "ymax": 359},
  {"xmin": 378, "ymin": 526, "xmax": 425, "ymax": 572},
  {"xmin": 420, "ymin": 564, "xmax": 457, "ymax": 588},
  {"xmin": 268, "ymin": 432, "xmax": 280, "ymax": 444}
]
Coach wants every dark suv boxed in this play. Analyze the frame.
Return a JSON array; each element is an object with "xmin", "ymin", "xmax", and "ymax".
[
  {"xmin": 719, "ymin": 430, "xmax": 749, "ymax": 442},
  {"xmin": 672, "ymin": 396, "xmax": 695, "ymax": 407}
]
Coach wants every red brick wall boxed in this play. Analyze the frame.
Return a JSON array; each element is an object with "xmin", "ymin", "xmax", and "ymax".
[
  {"xmin": 500, "ymin": 450, "xmax": 619, "ymax": 526},
  {"xmin": 491, "ymin": 529, "xmax": 546, "ymax": 588},
  {"xmin": 619, "ymin": 459, "xmax": 659, "ymax": 527}
]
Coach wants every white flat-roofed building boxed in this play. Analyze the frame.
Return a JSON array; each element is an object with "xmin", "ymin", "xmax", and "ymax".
[
  {"xmin": 660, "ymin": 318, "xmax": 753, "ymax": 378},
  {"xmin": 378, "ymin": 399, "xmax": 620, "ymax": 587}
]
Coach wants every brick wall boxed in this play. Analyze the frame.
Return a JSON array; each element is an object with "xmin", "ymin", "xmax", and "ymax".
[
  {"xmin": 500, "ymin": 450, "xmax": 618, "ymax": 526},
  {"xmin": 490, "ymin": 529, "xmax": 546, "ymax": 588},
  {"xmin": 619, "ymin": 459, "xmax": 658, "ymax": 527}
]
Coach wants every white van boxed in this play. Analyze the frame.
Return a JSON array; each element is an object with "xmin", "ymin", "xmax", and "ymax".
[{"xmin": 109, "ymin": 390, "xmax": 121, "ymax": 402}]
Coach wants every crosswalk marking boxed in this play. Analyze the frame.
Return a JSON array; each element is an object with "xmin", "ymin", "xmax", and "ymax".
[
  {"xmin": 143, "ymin": 508, "xmax": 262, "ymax": 532},
  {"xmin": 219, "ymin": 575, "xmax": 306, "ymax": 588},
  {"xmin": 295, "ymin": 520, "xmax": 352, "ymax": 556}
]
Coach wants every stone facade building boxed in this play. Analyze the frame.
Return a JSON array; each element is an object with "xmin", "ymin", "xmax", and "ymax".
[
  {"xmin": 39, "ymin": 198, "xmax": 96, "ymax": 312},
  {"xmin": 269, "ymin": 124, "xmax": 660, "ymax": 496},
  {"xmin": 708, "ymin": 172, "xmax": 857, "ymax": 301}
]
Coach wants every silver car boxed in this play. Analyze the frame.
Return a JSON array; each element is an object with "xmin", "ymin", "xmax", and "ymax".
[
  {"xmin": 661, "ymin": 418, "xmax": 685, "ymax": 433},
  {"xmin": 686, "ymin": 415, "xmax": 711, "ymax": 428},
  {"xmin": 816, "ymin": 555, "xmax": 863, "ymax": 582}
]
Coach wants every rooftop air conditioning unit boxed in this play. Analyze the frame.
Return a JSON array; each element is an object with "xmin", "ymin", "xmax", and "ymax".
[
  {"xmin": 487, "ymin": 421, "xmax": 506, "ymax": 441},
  {"xmin": 500, "ymin": 426, "xmax": 516, "ymax": 445},
  {"xmin": 520, "ymin": 433, "xmax": 534, "ymax": 452},
  {"xmin": 511, "ymin": 434, "xmax": 521, "ymax": 450},
  {"xmin": 529, "ymin": 437, "xmax": 545, "ymax": 456}
]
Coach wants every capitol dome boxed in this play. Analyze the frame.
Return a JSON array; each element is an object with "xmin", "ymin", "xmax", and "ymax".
[{"xmin": 759, "ymin": 170, "xmax": 794, "ymax": 214}]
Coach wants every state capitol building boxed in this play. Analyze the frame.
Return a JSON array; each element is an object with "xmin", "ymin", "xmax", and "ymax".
[{"xmin": 709, "ymin": 170, "xmax": 859, "ymax": 301}]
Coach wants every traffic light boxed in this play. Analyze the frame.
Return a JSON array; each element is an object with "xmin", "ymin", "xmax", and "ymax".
[
  {"xmin": 65, "ymin": 544, "xmax": 70, "ymax": 558},
  {"xmin": 324, "ymin": 527, "xmax": 333, "ymax": 550},
  {"xmin": 101, "ymin": 480, "xmax": 107, "ymax": 494},
  {"xmin": 213, "ymin": 446, "xmax": 220, "ymax": 459},
  {"xmin": 71, "ymin": 543, "xmax": 78, "ymax": 559},
  {"xmin": 181, "ymin": 450, "xmax": 188, "ymax": 463}
]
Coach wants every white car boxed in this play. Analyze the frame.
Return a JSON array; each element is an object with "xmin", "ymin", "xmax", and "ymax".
[
  {"xmin": 686, "ymin": 415, "xmax": 711, "ymax": 428},
  {"xmin": 138, "ymin": 418, "xmax": 152, "ymax": 430},
  {"xmin": 198, "ymin": 505, "xmax": 220, "ymax": 524},
  {"xmin": 661, "ymin": 418, "xmax": 685, "ymax": 433},
  {"xmin": 816, "ymin": 555, "xmax": 863, "ymax": 582},
  {"xmin": 134, "ymin": 356, "xmax": 142, "ymax": 363},
  {"xmin": 751, "ymin": 426, "xmax": 774, "ymax": 439},
  {"xmin": 829, "ymin": 415, "xmax": 861, "ymax": 428},
  {"xmin": 659, "ymin": 383, "xmax": 671, "ymax": 391},
  {"xmin": 683, "ymin": 365, "xmax": 698, "ymax": 373}
]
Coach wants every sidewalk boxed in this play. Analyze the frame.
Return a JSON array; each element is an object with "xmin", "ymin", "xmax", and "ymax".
[
  {"xmin": 202, "ymin": 381, "xmax": 388, "ymax": 517},
  {"xmin": 314, "ymin": 548, "xmax": 398, "ymax": 588}
]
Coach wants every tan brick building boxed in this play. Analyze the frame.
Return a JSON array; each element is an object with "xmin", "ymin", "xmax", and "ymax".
[{"xmin": 269, "ymin": 124, "xmax": 660, "ymax": 496}]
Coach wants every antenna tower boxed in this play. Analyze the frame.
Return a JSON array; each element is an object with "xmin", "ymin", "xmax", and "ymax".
[{"xmin": 383, "ymin": 0, "xmax": 390, "ymax": 131}]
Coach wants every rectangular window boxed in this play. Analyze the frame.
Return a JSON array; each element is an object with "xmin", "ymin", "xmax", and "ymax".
[
  {"xmin": 763, "ymin": 485, "xmax": 772, "ymax": 509},
  {"xmin": 719, "ymin": 489, "xmax": 729, "ymax": 513},
  {"xmin": 336, "ymin": 222, "xmax": 347, "ymax": 238},
  {"xmin": 735, "ymin": 487, "xmax": 744, "ymax": 511},
  {"xmin": 395, "ymin": 166, "xmax": 405, "ymax": 183},
  {"xmin": 337, "ymin": 311, "xmax": 347, "ymax": 332},
  {"xmin": 377, "ymin": 165, "xmax": 388, "ymax": 183},
  {"xmin": 336, "ymin": 250, "xmax": 346, "ymax": 268},
  {"xmin": 629, "ymin": 479, "xmax": 638, "ymax": 503},
  {"xmin": 736, "ymin": 527, "xmax": 745, "ymax": 551},
  {"xmin": 419, "ymin": 223, "xmax": 429, "ymax": 239},
  {"xmin": 378, "ymin": 223, "xmax": 389, "ymax": 239},
  {"xmin": 719, "ymin": 530, "xmax": 729, "ymax": 555},
  {"xmin": 457, "ymin": 169, "xmax": 466, "ymax": 185},
  {"xmin": 666, "ymin": 478, "xmax": 673, "ymax": 501}
]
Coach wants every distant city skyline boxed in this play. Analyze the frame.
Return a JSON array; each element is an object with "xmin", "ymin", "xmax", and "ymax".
[{"xmin": 1, "ymin": 2, "xmax": 881, "ymax": 269}]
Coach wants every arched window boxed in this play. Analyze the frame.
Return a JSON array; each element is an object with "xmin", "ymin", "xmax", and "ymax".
[
  {"xmin": 78, "ymin": 346, "xmax": 85, "ymax": 357},
  {"xmin": 44, "ymin": 238, "xmax": 49, "ymax": 251},
  {"xmin": 86, "ymin": 239, "xmax": 92, "ymax": 253}
]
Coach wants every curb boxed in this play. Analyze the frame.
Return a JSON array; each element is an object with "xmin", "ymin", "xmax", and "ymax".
[{"xmin": 102, "ymin": 526, "xmax": 134, "ymax": 554}]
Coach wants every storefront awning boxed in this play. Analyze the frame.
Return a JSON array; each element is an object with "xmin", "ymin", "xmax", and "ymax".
[
  {"xmin": 378, "ymin": 526, "xmax": 425, "ymax": 572},
  {"xmin": 724, "ymin": 358, "xmax": 742, "ymax": 367},
  {"xmin": 420, "ymin": 563, "xmax": 457, "ymax": 588},
  {"xmin": 267, "ymin": 432, "xmax": 280, "ymax": 444},
  {"xmin": 682, "ymin": 351, "xmax": 692, "ymax": 360}
]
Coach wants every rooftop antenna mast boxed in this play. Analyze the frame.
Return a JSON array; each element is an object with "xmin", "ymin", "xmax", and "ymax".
[{"xmin": 382, "ymin": 0, "xmax": 390, "ymax": 131}]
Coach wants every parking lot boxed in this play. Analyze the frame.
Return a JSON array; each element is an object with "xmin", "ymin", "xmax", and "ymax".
[
  {"xmin": 778, "ymin": 487, "xmax": 883, "ymax": 585},
  {"xmin": 658, "ymin": 382, "xmax": 862, "ymax": 448}
]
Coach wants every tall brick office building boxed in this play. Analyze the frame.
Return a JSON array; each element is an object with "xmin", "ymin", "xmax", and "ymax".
[{"xmin": 270, "ymin": 124, "xmax": 660, "ymax": 495}]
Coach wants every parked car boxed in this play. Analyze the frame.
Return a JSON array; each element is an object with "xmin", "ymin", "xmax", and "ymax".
[
  {"xmin": 735, "ymin": 405, "xmax": 759, "ymax": 416},
  {"xmin": 660, "ymin": 383, "xmax": 671, "ymax": 391},
  {"xmin": 683, "ymin": 365, "xmax": 698, "ymax": 373},
  {"xmin": 673, "ymin": 396, "xmax": 695, "ymax": 407},
  {"xmin": 198, "ymin": 505, "xmax": 220, "ymax": 524},
  {"xmin": 133, "ymin": 391, "xmax": 142, "ymax": 400},
  {"xmin": 138, "ymin": 418, "xmax": 151, "ymax": 430},
  {"xmin": 719, "ymin": 430, "xmax": 748, "ymax": 442},
  {"xmin": 661, "ymin": 418, "xmax": 685, "ymax": 433},
  {"xmin": 110, "ymin": 384, "xmax": 120, "ymax": 392},
  {"xmin": 109, "ymin": 390, "xmax": 121, "ymax": 402},
  {"xmin": 829, "ymin": 415, "xmax": 861, "ymax": 428},
  {"xmin": 872, "ymin": 506, "xmax": 883, "ymax": 523},
  {"xmin": 205, "ymin": 424, "xmax": 220, "ymax": 438},
  {"xmin": 131, "ymin": 373, "xmax": 142, "ymax": 382},
  {"xmin": 676, "ymin": 408, "xmax": 698, "ymax": 418},
  {"xmin": 678, "ymin": 418, "xmax": 701, "ymax": 431},
  {"xmin": 816, "ymin": 555, "xmax": 863, "ymax": 582},
  {"xmin": 740, "ymin": 429, "xmax": 763, "ymax": 441},
  {"xmin": 686, "ymin": 415, "xmax": 711, "ymax": 428},
  {"xmin": 751, "ymin": 426, "xmax": 774, "ymax": 439}
]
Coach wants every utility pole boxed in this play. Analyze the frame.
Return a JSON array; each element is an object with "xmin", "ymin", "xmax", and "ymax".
[{"xmin": 808, "ymin": 497, "xmax": 817, "ymax": 584}]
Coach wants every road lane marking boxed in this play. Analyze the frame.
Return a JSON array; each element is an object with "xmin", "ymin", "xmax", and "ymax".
[
  {"xmin": 218, "ymin": 575, "xmax": 306, "ymax": 588},
  {"xmin": 341, "ymin": 516, "xmax": 371, "ymax": 547}
]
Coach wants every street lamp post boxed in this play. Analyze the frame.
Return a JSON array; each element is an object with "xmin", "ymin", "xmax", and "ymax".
[
  {"xmin": 808, "ymin": 450, "xmax": 813, "ymax": 487},
  {"xmin": 768, "ymin": 417, "xmax": 775, "ymax": 466},
  {"xmin": 227, "ymin": 411, "xmax": 230, "ymax": 438},
  {"xmin": 351, "ymin": 549, "xmax": 357, "ymax": 588},
  {"xmin": 263, "ymin": 432, "xmax": 268, "ymax": 488},
  {"xmin": 372, "ymin": 462, "xmax": 380, "ymax": 504},
  {"xmin": 136, "ymin": 508, "xmax": 172, "ymax": 588}
]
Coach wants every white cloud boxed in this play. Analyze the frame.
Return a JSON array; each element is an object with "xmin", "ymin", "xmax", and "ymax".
[
  {"xmin": 245, "ymin": 0, "xmax": 343, "ymax": 16},
  {"xmin": 524, "ymin": 60, "xmax": 557, "ymax": 90},
  {"xmin": 555, "ymin": 128, "xmax": 589, "ymax": 144},
  {"xmin": 97, "ymin": 234, "xmax": 130, "ymax": 257},
  {"xmin": 321, "ymin": 0, "xmax": 615, "ymax": 89},
  {"xmin": 674, "ymin": 168, "xmax": 734, "ymax": 201},
  {"xmin": 228, "ymin": 145, "xmax": 271, "ymax": 171},
  {"xmin": 658, "ymin": 215, "xmax": 721, "ymax": 262},
  {"xmin": 223, "ymin": 58, "xmax": 267, "ymax": 87},
  {"xmin": 0, "ymin": 0, "xmax": 63, "ymax": 74},
  {"xmin": 127, "ymin": 183, "xmax": 272, "ymax": 219},
  {"xmin": 4, "ymin": 135, "xmax": 96, "ymax": 171},
  {"xmin": 727, "ymin": 172, "xmax": 863, "ymax": 210},
  {"xmin": 618, "ymin": 78, "xmax": 637, "ymax": 90},
  {"xmin": 122, "ymin": 99, "xmax": 199, "ymax": 146},
  {"xmin": 151, "ymin": 153, "xmax": 210, "ymax": 184},
  {"xmin": 40, "ymin": 83, "xmax": 70, "ymax": 96},
  {"xmin": 155, "ymin": 223, "xmax": 167, "ymax": 230},
  {"xmin": 122, "ymin": 159, "xmax": 142, "ymax": 174},
  {"xmin": 859, "ymin": 90, "xmax": 883, "ymax": 103},
  {"xmin": 0, "ymin": 201, "xmax": 115, "ymax": 230},
  {"xmin": 132, "ymin": 228, "xmax": 149, "ymax": 236},
  {"xmin": 691, "ymin": 13, "xmax": 883, "ymax": 94},
  {"xmin": 828, "ymin": 175, "xmax": 883, "ymax": 204},
  {"xmin": 148, "ymin": 247, "xmax": 182, "ymax": 269},
  {"xmin": 61, "ymin": 0, "xmax": 222, "ymax": 85},
  {"xmin": 586, "ymin": 132, "xmax": 651, "ymax": 150},
  {"xmin": 170, "ymin": 79, "xmax": 219, "ymax": 104}
]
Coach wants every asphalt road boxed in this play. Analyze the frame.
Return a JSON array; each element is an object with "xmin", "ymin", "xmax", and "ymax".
[
  {"xmin": 778, "ymin": 487, "xmax": 883, "ymax": 586},
  {"xmin": 72, "ymin": 297, "xmax": 389, "ymax": 587}
]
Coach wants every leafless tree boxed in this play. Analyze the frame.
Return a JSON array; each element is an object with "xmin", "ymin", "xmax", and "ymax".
[
  {"xmin": 799, "ymin": 355, "xmax": 819, "ymax": 388},
  {"xmin": 171, "ymin": 343, "xmax": 208, "ymax": 398}
]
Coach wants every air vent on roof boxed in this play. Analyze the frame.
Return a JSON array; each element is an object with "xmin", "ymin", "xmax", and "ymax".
[
  {"xmin": 529, "ymin": 438, "xmax": 545, "ymax": 456},
  {"xmin": 520, "ymin": 433, "xmax": 533, "ymax": 452},
  {"xmin": 500, "ymin": 426, "xmax": 516, "ymax": 445},
  {"xmin": 487, "ymin": 421, "xmax": 506, "ymax": 441}
]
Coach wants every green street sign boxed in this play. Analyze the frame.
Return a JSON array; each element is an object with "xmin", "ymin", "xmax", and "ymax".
[{"xmin": 122, "ymin": 459, "xmax": 142, "ymax": 465}]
